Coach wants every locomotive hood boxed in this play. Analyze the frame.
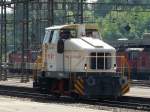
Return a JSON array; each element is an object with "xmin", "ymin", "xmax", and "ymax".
[{"xmin": 64, "ymin": 37, "xmax": 115, "ymax": 52}]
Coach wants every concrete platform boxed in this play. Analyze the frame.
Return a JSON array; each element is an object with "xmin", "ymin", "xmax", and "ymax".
[
  {"xmin": 0, "ymin": 78, "xmax": 33, "ymax": 88},
  {"xmin": 125, "ymin": 85, "xmax": 150, "ymax": 98}
]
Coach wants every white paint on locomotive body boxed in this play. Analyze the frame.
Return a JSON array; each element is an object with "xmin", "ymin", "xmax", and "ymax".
[
  {"xmin": 42, "ymin": 24, "xmax": 117, "ymax": 77},
  {"xmin": 47, "ymin": 44, "xmax": 57, "ymax": 71},
  {"xmin": 64, "ymin": 38, "xmax": 116, "ymax": 73}
]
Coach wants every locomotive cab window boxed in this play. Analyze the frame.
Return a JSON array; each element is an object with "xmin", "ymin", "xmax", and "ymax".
[
  {"xmin": 49, "ymin": 30, "xmax": 54, "ymax": 43},
  {"xmin": 43, "ymin": 31, "xmax": 51, "ymax": 44},
  {"xmin": 60, "ymin": 29, "xmax": 77, "ymax": 39},
  {"xmin": 51, "ymin": 30, "xmax": 59, "ymax": 43},
  {"xmin": 86, "ymin": 29, "xmax": 101, "ymax": 39},
  {"xmin": 43, "ymin": 30, "xmax": 54, "ymax": 44}
]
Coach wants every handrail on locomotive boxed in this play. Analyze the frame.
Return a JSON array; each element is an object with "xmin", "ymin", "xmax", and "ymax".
[{"xmin": 33, "ymin": 54, "xmax": 130, "ymax": 81}]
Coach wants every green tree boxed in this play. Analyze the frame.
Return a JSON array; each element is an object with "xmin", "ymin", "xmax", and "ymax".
[{"xmin": 98, "ymin": 7, "xmax": 150, "ymax": 40}]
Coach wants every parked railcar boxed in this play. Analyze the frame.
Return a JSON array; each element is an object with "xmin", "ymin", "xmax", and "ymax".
[
  {"xmin": 33, "ymin": 24, "xmax": 130, "ymax": 98},
  {"xmin": 117, "ymin": 47, "xmax": 150, "ymax": 80},
  {"xmin": 8, "ymin": 50, "xmax": 40, "ymax": 73}
]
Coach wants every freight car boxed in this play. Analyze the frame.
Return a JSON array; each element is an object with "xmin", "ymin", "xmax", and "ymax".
[
  {"xmin": 8, "ymin": 50, "xmax": 40, "ymax": 73},
  {"xmin": 117, "ymin": 47, "xmax": 150, "ymax": 80},
  {"xmin": 33, "ymin": 24, "xmax": 130, "ymax": 98}
]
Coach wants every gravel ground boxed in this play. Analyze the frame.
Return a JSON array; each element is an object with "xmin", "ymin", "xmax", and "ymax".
[
  {"xmin": 0, "ymin": 95, "xmax": 148, "ymax": 112},
  {"xmin": 0, "ymin": 96, "xmax": 111, "ymax": 112},
  {"xmin": 63, "ymin": 103, "xmax": 149, "ymax": 112}
]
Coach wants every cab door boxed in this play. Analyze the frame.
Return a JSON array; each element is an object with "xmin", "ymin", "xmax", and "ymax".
[
  {"xmin": 42, "ymin": 29, "xmax": 57, "ymax": 71},
  {"xmin": 47, "ymin": 30, "xmax": 64, "ymax": 72},
  {"xmin": 46, "ymin": 30, "xmax": 58, "ymax": 71}
]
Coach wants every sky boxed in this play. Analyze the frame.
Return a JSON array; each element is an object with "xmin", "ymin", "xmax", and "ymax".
[
  {"xmin": 0, "ymin": 7, "xmax": 12, "ymax": 13},
  {"xmin": 0, "ymin": 0, "xmax": 12, "ymax": 13}
]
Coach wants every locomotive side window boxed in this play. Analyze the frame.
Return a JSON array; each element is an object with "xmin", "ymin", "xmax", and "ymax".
[
  {"xmin": 43, "ymin": 31, "xmax": 50, "ymax": 44},
  {"xmin": 49, "ymin": 30, "xmax": 54, "ymax": 43},
  {"xmin": 43, "ymin": 30, "xmax": 54, "ymax": 44},
  {"xmin": 51, "ymin": 30, "xmax": 59, "ymax": 43}
]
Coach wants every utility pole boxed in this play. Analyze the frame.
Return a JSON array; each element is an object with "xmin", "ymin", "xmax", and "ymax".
[
  {"xmin": 21, "ymin": 0, "xmax": 29, "ymax": 82},
  {"xmin": 0, "ymin": 1, "xmax": 3, "ymax": 80},
  {"xmin": 4, "ymin": 0, "xmax": 7, "ymax": 80},
  {"xmin": 0, "ymin": 0, "xmax": 7, "ymax": 81},
  {"xmin": 48, "ymin": 0, "xmax": 54, "ymax": 26},
  {"xmin": 13, "ymin": 3, "xmax": 16, "ymax": 54},
  {"xmin": 80, "ymin": 0, "xmax": 83, "ymax": 24},
  {"xmin": 21, "ymin": 2, "xmax": 25, "ymax": 82},
  {"xmin": 77, "ymin": 0, "xmax": 80, "ymax": 23}
]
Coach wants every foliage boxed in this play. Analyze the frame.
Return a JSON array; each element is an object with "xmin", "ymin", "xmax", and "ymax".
[
  {"xmin": 97, "ymin": 8, "xmax": 150, "ymax": 40},
  {"xmin": 3, "ymin": 0, "xmax": 150, "ymax": 49},
  {"xmin": 94, "ymin": 0, "xmax": 150, "ymax": 40}
]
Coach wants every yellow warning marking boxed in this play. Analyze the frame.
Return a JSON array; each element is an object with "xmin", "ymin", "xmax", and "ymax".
[
  {"xmin": 75, "ymin": 84, "xmax": 83, "ymax": 95},
  {"xmin": 76, "ymin": 80, "xmax": 84, "ymax": 90},
  {"xmin": 122, "ymin": 88, "xmax": 129, "ymax": 94},
  {"xmin": 122, "ymin": 84, "xmax": 129, "ymax": 94},
  {"xmin": 74, "ymin": 84, "xmax": 84, "ymax": 95},
  {"xmin": 124, "ymin": 87, "xmax": 129, "ymax": 94},
  {"xmin": 121, "ymin": 83, "xmax": 128, "ymax": 90},
  {"xmin": 122, "ymin": 86, "xmax": 129, "ymax": 94},
  {"xmin": 79, "ymin": 79, "xmax": 84, "ymax": 84},
  {"xmin": 74, "ymin": 89, "xmax": 79, "ymax": 94}
]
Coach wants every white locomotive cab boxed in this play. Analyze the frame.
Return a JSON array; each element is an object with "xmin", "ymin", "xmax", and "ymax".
[{"xmin": 42, "ymin": 24, "xmax": 116, "ymax": 78}]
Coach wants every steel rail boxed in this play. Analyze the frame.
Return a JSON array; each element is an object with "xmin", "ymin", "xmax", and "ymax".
[
  {"xmin": 131, "ymin": 80, "xmax": 150, "ymax": 87},
  {"xmin": 0, "ymin": 85, "xmax": 149, "ymax": 111}
]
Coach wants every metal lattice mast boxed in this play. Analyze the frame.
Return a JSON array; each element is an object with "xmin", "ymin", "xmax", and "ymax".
[
  {"xmin": 4, "ymin": 0, "xmax": 7, "ymax": 80},
  {"xmin": 0, "ymin": 1, "xmax": 4, "ymax": 80}
]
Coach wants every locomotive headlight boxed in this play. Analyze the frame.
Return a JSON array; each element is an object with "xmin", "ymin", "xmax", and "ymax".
[
  {"xmin": 113, "ymin": 64, "xmax": 117, "ymax": 70},
  {"xmin": 84, "ymin": 64, "xmax": 87, "ymax": 70}
]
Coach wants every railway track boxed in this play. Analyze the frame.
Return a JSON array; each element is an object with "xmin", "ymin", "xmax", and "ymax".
[
  {"xmin": 92, "ymin": 97, "xmax": 150, "ymax": 111},
  {"xmin": 0, "ymin": 85, "xmax": 150, "ymax": 111},
  {"xmin": 131, "ymin": 80, "xmax": 150, "ymax": 87}
]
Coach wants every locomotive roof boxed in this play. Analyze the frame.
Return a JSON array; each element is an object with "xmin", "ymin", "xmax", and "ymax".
[{"xmin": 45, "ymin": 24, "xmax": 99, "ymax": 30}]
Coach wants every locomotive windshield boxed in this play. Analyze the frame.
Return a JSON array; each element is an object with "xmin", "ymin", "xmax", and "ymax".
[
  {"xmin": 85, "ymin": 29, "xmax": 100, "ymax": 39},
  {"xmin": 59, "ymin": 28, "xmax": 100, "ymax": 39},
  {"xmin": 60, "ymin": 29, "xmax": 77, "ymax": 39}
]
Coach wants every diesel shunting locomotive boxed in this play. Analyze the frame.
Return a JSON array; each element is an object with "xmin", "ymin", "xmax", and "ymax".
[{"xmin": 33, "ymin": 24, "xmax": 130, "ymax": 98}]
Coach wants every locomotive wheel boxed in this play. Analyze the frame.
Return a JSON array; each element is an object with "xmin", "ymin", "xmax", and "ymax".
[
  {"xmin": 53, "ymin": 93, "xmax": 61, "ymax": 98},
  {"xmin": 70, "ymin": 92, "xmax": 79, "ymax": 100}
]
